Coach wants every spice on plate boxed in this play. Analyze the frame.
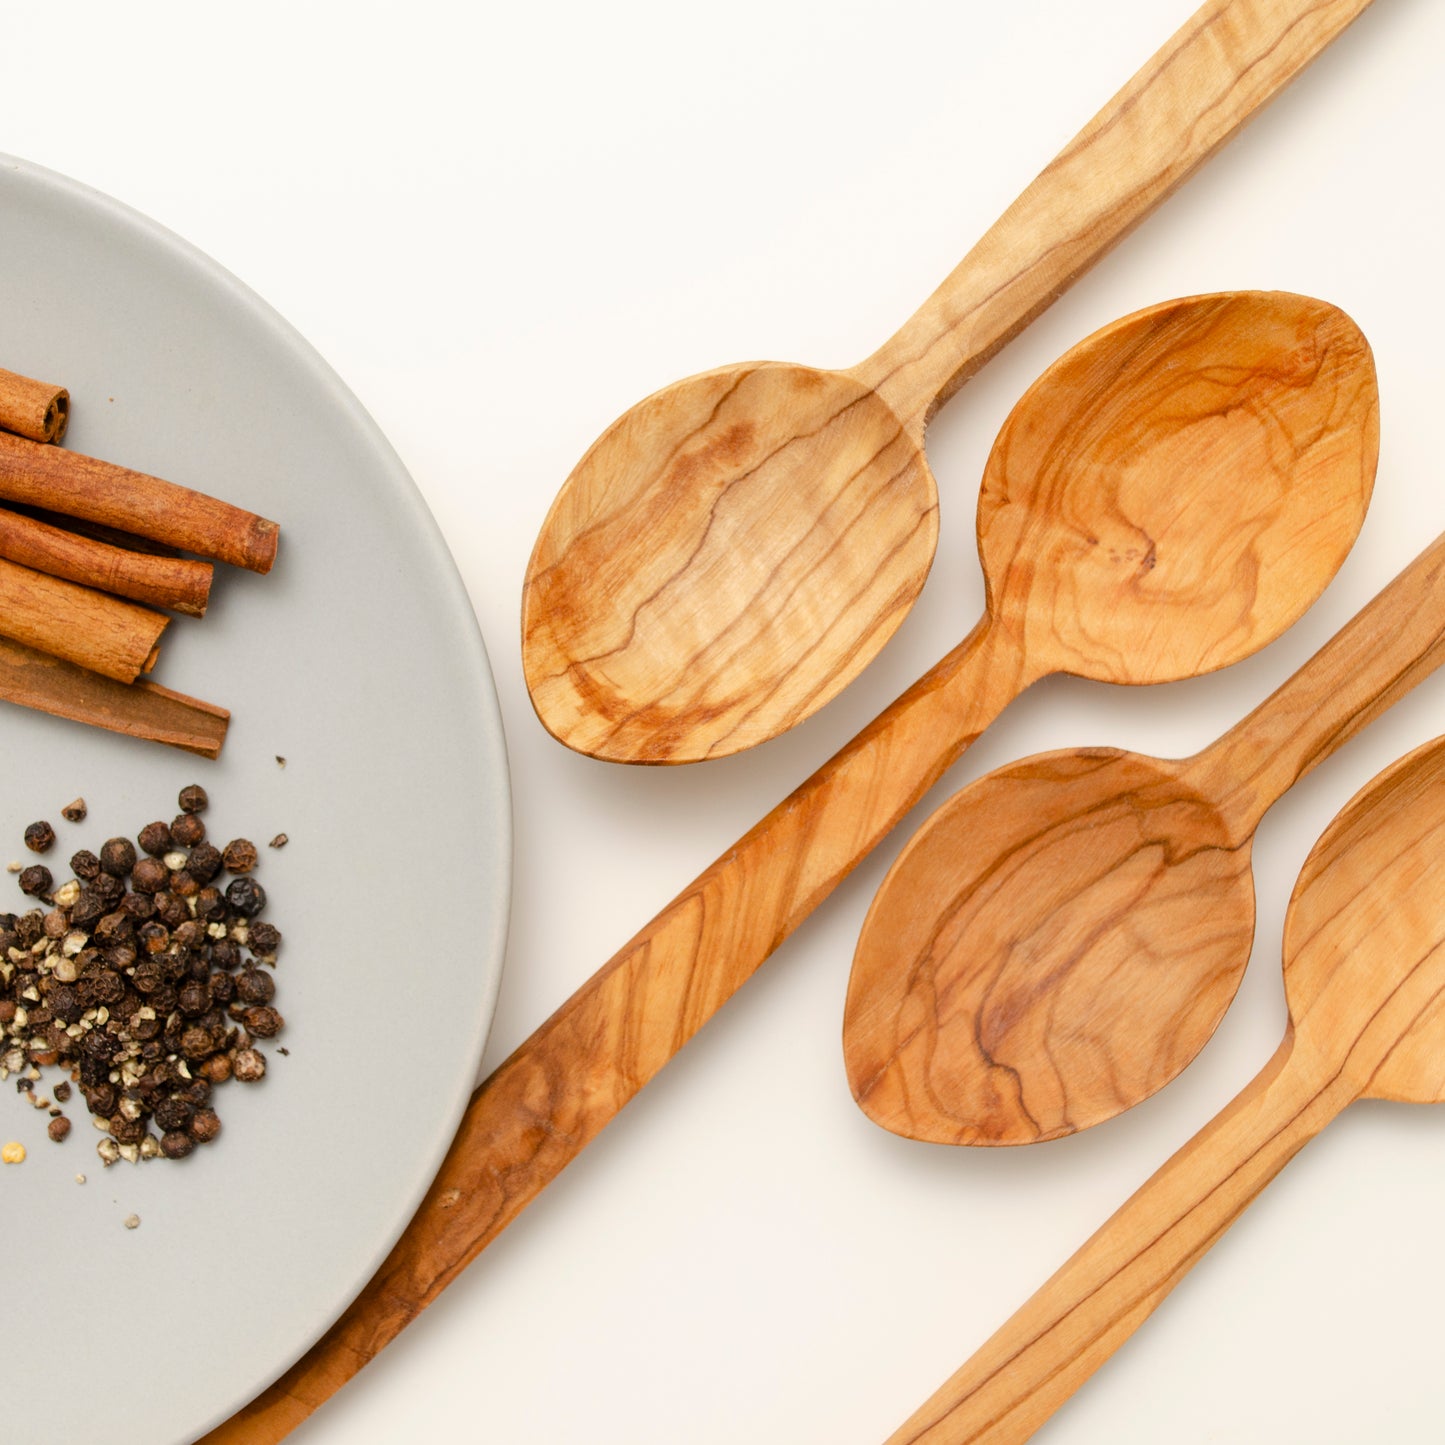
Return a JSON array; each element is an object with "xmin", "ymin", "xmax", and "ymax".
[
  {"xmin": 2, "ymin": 784, "xmax": 284, "ymax": 1165},
  {"xmin": 60, "ymin": 799, "xmax": 86, "ymax": 823}
]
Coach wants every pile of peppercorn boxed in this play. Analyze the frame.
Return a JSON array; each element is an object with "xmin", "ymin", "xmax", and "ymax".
[{"xmin": 1, "ymin": 784, "xmax": 283, "ymax": 1164}]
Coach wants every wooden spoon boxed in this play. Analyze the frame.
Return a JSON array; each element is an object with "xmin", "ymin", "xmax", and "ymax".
[
  {"xmin": 521, "ymin": 0, "xmax": 1374, "ymax": 764},
  {"xmin": 844, "ymin": 529, "xmax": 1445, "ymax": 1148},
  {"xmin": 885, "ymin": 733, "xmax": 1445, "ymax": 1445},
  {"xmin": 205, "ymin": 288, "xmax": 1376, "ymax": 1444}
]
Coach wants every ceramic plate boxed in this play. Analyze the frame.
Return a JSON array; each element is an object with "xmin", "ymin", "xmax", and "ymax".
[{"xmin": 0, "ymin": 156, "xmax": 511, "ymax": 1443}]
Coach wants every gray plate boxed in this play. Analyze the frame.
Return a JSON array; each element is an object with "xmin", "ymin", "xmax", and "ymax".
[{"xmin": 0, "ymin": 156, "xmax": 511, "ymax": 1443}]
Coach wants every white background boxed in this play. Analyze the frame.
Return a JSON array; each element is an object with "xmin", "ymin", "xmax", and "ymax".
[{"xmin": 5, "ymin": 1, "xmax": 1445, "ymax": 1441}]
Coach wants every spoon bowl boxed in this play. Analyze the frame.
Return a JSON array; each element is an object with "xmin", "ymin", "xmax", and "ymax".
[
  {"xmin": 845, "ymin": 748, "xmax": 1254, "ymax": 1143},
  {"xmin": 522, "ymin": 363, "xmax": 936, "ymax": 763}
]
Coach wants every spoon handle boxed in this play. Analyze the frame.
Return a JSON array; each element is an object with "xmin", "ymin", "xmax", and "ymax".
[
  {"xmin": 203, "ymin": 619, "xmax": 1036, "ymax": 1443},
  {"xmin": 885, "ymin": 1038, "xmax": 1348, "ymax": 1445},
  {"xmin": 1194, "ymin": 531, "xmax": 1445, "ymax": 841},
  {"xmin": 858, "ymin": 0, "xmax": 1374, "ymax": 434}
]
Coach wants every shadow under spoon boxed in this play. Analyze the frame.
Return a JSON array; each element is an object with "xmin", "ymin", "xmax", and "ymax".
[
  {"xmin": 845, "ymin": 527, "xmax": 1445, "ymax": 1145},
  {"xmin": 884, "ymin": 732, "xmax": 1445, "ymax": 1444}
]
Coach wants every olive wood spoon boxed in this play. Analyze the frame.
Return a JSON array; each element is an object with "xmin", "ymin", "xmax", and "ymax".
[
  {"xmin": 845, "ymin": 528, "xmax": 1445, "ymax": 1147},
  {"xmin": 202, "ymin": 289, "xmax": 1375, "ymax": 1444},
  {"xmin": 522, "ymin": 0, "xmax": 1375, "ymax": 765},
  {"xmin": 886, "ymin": 733, "xmax": 1445, "ymax": 1444}
]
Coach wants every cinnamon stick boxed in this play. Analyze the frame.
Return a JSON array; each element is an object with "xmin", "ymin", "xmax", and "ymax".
[
  {"xmin": 0, "ymin": 367, "xmax": 69, "ymax": 443},
  {"xmin": 0, "ymin": 431, "xmax": 279, "ymax": 573},
  {"xmin": 0, "ymin": 636, "xmax": 228, "ymax": 757},
  {"xmin": 0, "ymin": 555, "xmax": 169, "ymax": 683},
  {"xmin": 0, "ymin": 506, "xmax": 213, "ymax": 616}
]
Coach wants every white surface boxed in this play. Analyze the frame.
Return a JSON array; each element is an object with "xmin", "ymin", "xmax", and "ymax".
[{"xmin": 4, "ymin": 2, "xmax": 1444, "ymax": 1441}]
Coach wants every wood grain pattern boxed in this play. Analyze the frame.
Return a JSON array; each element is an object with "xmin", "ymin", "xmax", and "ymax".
[
  {"xmin": 523, "ymin": 0, "xmax": 1375, "ymax": 764},
  {"xmin": 844, "ymin": 525, "xmax": 1445, "ymax": 1149},
  {"xmin": 0, "ymin": 430, "xmax": 279, "ymax": 573},
  {"xmin": 0, "ymin": 504, "xmax": 213, "ymax": 615},
  {"xmin": 0, "ymin": 635, "xmax": 229, "ymax": 757},
  {"xmin": 204, "ymin": 290, "xmax": 1376, "ymax": 1443},
  {"xmin": 0, "ymin": 365, "xmax": 68, "ymax": 442},
  {"xmin": 0, "ymin": 553, "xmax": 169, "ymax": 682},
  {"xmin": 885, "ymin": 735, "xmax": 1445, "ymax": 1445}
]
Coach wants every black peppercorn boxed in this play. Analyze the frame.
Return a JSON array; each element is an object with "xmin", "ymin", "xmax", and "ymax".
[
  {"xmin": 221, "ymin": 838, "xmax": 259, "ymax": 875},
  {"xmin": 225, "ymin": 876, "xmax": 266, "ymax": 918},
  {"xmin": 88, "ymin": 875, "xmax": 123, "ymax": 912},
  {"xmin": 160, "ymin": 1129, "xmax": 194, "ymax": 1159},
  {"xmin": 177, "ymin": 784, "xmax": 209, "ymax": 814},
  {"xmin": 120, "ymin": 890, "xmax": 156, "ymax": 921},
  {"xmin": 180, "ymin": 1025, "xmax": 217, "ymax": 1060},
  {"xmin": 23, "ymin": 820, "xmax": 55, "ymax": 854},
  {"xmin": 194, "ymin": 885, "xmax": 226, "ymax": 922},
  {"xmin": 248, "ymin": 921, "xmax": 282, "ymax": 957},
  {"xmin": 137, "ymin": 821, "xmax": 173, "ymax": 857},
  {"xmin": 242, "ymin": 1005, "xmax": 284, "ymax": 1038},
  {"xmin": 170, "ymin": 813, "xmax": 205, "ymax": 848},
  {"xmin": 84, "ymin": 1083, "xmax": 119, "ymax": 1117},
  {"xmin": 69, "ymin": 848, "xmax": 102, "ymax": 881},
  {"xmin": 155, "ymin": 893, "xmax": 189, "ymax": 928},
  {"xmin": 177, "ymin": 979, "xmax": 211, "ymax": 1017},
  {"xmin": 99, "ymin": 837, "xmax": 137, "ymax": 877},
  {"xmin": 200, "ymin": 1053, "xmax": 233, "ymax": 1083},
  {"xmin": 210, "ymin": 938, "xmax": 241, "ymax": 970},
  {"xmin": 209, "ymin": 971, "xmax": 235, "ymax": 1004},
  {"xmin": 169, "ymin": 869, "xmax": 199, "ymax": 899},
  {"xmin": 235, "ymin": 968, "xmax": 276, "ymax": 1005},
  {"xmin": 187, "ymin": 1107, "xmax": 221, "ymax": 1144},
  {"xmin": 68, "ymin": 892, "xmax": 104, "ymax": 931},
  {"xmin": 47, "ymin": 1116, "xmax": 71, "ymax": 1143},
  {"xmin": 173, "ymin": 920, "xmax": 206, "ymax": 950},
  {"xmin": 130, "ymin": 856, "xmax": 168, "ymax": 894},
  {"xmin": 153, "ymin": 1095, "xmax": 194, "ymax": 1132},
  {"xmin": 187, "ymin": 842, "xmax": 223, "ymax": 884},
  {"xmin": 93, "ymin": 910, "xmax": 135, "ymax": 947},
  {"xmin": 18, "ymin": 865, "xmax": 51, "ymax": 898}
]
